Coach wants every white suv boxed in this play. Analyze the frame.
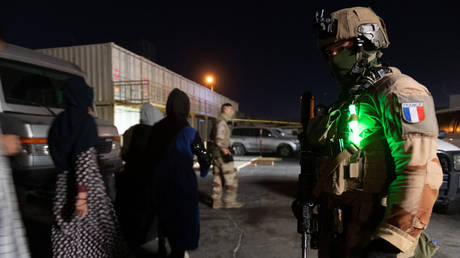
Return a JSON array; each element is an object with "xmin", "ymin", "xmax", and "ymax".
[
  {"xmin": 230, "ymin": 127, "xmax": 300, "ymax": 157},
  {"xmin": 436, "ymin": 135, "xmax": 460, "ymax": 214}
]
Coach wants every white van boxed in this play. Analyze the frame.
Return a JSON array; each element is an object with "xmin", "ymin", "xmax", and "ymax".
[{"xmin": 0, "ymin": 44, "xmax": 122, "ymax": 219}]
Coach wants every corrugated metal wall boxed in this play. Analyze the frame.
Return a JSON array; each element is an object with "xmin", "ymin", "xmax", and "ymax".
[{"xmin": 37, "ymin": 42, "xmax": 239, "ymax": 125}]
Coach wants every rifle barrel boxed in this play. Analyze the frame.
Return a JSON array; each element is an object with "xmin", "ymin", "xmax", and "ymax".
[{"xmin": 302, "ymin": 232, "xmax": 308, "ymax": 258}]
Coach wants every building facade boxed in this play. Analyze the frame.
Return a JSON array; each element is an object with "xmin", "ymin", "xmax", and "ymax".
[{"xmin": 38, "ymin": 43, "xmax": 238, "ymax": 140}]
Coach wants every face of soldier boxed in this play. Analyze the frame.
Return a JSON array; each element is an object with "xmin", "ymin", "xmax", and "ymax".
[
  {"xmin": 223, "ymin": 106, "xmax": 234, "ymax": 119},
  {"xmin": 323, "ymin": 40, "xmax": 358, "ymax": 87}
]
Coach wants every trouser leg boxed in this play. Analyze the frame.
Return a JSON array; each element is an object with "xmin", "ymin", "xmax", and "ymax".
[
  {"xmin": 211, "ymin": 161, "xmax": 224, "ymax": 209},
  {"xmin": 223, "ymin": 170, "xmax": 238, "ymax": 203},
  {"xmin": 211, "ymin": 168, "xmax": 223, "ymax": 201},
  {"xmin": 221, "ymin": 160, "xmax": 243, "ymax": 208}
]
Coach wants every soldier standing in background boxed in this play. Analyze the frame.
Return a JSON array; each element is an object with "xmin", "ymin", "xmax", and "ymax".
[
  {"xmin": 307, "ymin": 7, "xmax": 442, "ymax": 257},
  {"xmin": 209, "ymin": 103, "xmax": 244, "ymax": 209}
]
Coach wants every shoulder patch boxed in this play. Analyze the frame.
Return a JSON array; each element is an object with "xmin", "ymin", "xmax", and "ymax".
[
  {"xmin": 397, "ymin": 94, "xmax": 438, "ymax": 137},
  {"xmin": 401, "ymin": 102, "xmax": 425, "ymax": 123}
]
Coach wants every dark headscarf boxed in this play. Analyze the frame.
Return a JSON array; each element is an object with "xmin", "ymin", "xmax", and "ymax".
[
  {"xmin": 166, "ymin": 88, "xmax": 190, "ymax": 120},
  {"xmin": 147, "ymin": 89, "xmax": 190, "ymax": 163},
  {"xmin": 48, "ymin": 77, "xmax": 98, "ymax": 171}
]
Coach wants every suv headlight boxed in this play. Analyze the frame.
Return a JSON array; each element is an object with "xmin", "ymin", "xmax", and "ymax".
[{"xmin": 454, "ymin": 153, "xmax": 460, "ymax": 171}]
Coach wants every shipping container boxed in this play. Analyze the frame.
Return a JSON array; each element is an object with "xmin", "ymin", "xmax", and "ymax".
[{"xmin": 38, "ymin": 43, "xmax": 238, "ymax": 136}]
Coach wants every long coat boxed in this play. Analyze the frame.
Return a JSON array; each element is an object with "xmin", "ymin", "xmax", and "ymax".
[{"xmin": 153, "ymin": 126, "xmax": 201, "ymax": 251}]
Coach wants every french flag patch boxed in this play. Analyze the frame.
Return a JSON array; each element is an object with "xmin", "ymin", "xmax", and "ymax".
[{"xmin": 402, "ymin": 102, "xmax": 425, "ymax": 123}]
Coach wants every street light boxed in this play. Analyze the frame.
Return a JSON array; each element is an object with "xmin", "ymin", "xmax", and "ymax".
[{"xmin": 205, "ymin": 75, "xmax": 214, "ymax": 91}]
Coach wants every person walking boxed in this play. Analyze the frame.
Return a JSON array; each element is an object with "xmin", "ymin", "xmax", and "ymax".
[
  {"xmin": 48, "ymin": 77, "xmax": 128, "ymax": 257},
  {"xmin": 0, "ymin": 133, "xmax": 30, "ymax": 258},
  {"xmin": 209, "ymin": 103, "xmax": 243, "ymax": 209},
  {"xmin": 116, "ymin": 103, "xmax": 164, "ymax": 250},
  {"xmin": 0, "ymin": 26, "xmax": 30, "ymax": 258},
  {"xmin": 147, "ymin": 88, "xmax": 211, "ymax": 258}
]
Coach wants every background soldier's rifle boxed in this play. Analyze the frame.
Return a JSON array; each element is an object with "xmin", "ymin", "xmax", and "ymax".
[{"xmin": 292, "ymin": 92, "xmax": 319, "ymax": 258}]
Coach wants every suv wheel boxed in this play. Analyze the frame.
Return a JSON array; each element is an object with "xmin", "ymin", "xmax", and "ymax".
[
  {"xmin": 232, "ymin": 143, "xmax": 246, "ymax": 156},
  {"xmin": 277, "ymin": 145, "xmax": 292, "ymax": 157}
]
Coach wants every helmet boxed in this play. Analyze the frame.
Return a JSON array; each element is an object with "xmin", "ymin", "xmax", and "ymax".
[{"xmin": 316, "ymin": 7, "xmax": 390, "ymax": 50}]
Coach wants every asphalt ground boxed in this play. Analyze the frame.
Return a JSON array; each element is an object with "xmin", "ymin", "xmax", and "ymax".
[
  {"xmin": 19, "ymin": 156, "xmax": 460, "ymax": 258},
  {"xmin": 184, "ymin": 157, "xmax": 460, "ymax": 258}
]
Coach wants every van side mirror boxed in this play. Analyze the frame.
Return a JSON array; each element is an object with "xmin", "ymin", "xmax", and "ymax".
[{"xmin": 438, "ymin": 130, "xmax": 447, "ymax": 139}]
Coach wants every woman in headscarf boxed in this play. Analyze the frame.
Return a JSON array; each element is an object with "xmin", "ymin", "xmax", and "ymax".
[
  {"xmin": 121, "ymin": 103, "xmax": 164, "ymax": 163},
  {"xmin": 116, "ymin": 103, "xmax": 164, "ymax": 250},
  {"xmin": 48, "ymin": 77, "xmax": 128, "ymax": 257},
  {"xmin": 148, "ymin": 88, "xmax": 211, "ymax": 258}
]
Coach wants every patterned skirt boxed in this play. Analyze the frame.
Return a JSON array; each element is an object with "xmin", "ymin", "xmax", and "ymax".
[{"xmin": 51, "ymin": 148, "xmax": 129, "ymax": 258}]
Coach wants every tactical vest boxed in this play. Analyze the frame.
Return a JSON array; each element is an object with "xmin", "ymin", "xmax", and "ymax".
[{"xmin": 309, "ymin": 87, "xmax": 390, "ymax": 198}]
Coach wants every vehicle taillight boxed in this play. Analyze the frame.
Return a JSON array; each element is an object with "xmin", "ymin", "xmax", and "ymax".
[
  {"xmin": 20, "ymin": 138, "xmax": 47, "ymax": 144},
  {"xmin": 20, "ymin": 138, "xmax": 49, "ymax": 156}
]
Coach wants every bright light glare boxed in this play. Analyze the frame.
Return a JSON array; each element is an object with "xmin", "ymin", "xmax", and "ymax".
[
  {"xmin": 206, "ymin": 76, "xmax": 214, "ymax": 84},
  {"xmin": 348, "ymin": 104, "xmax": 361, "ymax": 146}
]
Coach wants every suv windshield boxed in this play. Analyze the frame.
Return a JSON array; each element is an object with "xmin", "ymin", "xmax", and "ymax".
[{"xmin": 0, "ymin": 58, "xmax": 78, "ymax": 108}]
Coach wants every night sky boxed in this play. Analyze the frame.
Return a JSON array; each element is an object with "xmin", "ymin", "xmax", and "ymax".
[{"xmin": 2, "ymin": 1, "xmax": 460, "ymax": 121}]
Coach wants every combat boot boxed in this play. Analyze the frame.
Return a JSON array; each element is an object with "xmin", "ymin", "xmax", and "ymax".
[
  {"xmin": 212, "ymin": 200, "xmax": 223, "ymax": 209},
  {"xmin": 225, "ymin": 201, "xmax": 244, "ymax": 209},
  {"xmin": 224, "ymin": 188, "xmax": 243, "ymax": 208}
]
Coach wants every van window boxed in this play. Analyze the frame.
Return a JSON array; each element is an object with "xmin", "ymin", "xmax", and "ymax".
[{"xmin": 0, "ymin": 58, "xmax": 78, "ymax": 108}]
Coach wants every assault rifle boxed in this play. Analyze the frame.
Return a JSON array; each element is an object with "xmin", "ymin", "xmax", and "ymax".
[{"xmin": 291, "ymin": 92, "xmax": 319, "ymax": 258}]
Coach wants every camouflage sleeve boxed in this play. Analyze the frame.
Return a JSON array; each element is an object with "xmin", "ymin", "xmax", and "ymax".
[
  {"xmin": 215, "ymin": 120, "xmax": 229, "ymax": 149},
  {"xmin": 371, "ymin": 76, "xmax": 443, "ymax": 252}
]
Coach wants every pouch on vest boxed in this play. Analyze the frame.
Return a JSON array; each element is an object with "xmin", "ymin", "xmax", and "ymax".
[{"xmin": 316, "ymin": 149, "xmax": 364, "ymax": 196}]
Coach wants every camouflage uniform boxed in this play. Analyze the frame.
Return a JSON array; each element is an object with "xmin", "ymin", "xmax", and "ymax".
[
  {"xmin": 210, "ymin": 115, "xmax": 241, "ymax": 208},
  {"xmin": 311, "ymin": 7, "xmax": 443, "ymax": 258},
  {"xmin": 310, "ymin": 67, "xmax": 442, "ymax": 257}
]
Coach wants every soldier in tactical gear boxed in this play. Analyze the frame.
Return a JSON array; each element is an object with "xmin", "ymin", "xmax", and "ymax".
[
  {"xmin": 209, "ymin": 103, "xmax": 244, "ymax": 209},
  {"xmin": 309, "ymin": 7, "xmax": 442, "ymax": 257}
]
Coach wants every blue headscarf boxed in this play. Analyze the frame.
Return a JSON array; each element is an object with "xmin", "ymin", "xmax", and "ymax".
[{"xmin": 48, "ymin": 77, "xmax": 98, "ymax": 172}]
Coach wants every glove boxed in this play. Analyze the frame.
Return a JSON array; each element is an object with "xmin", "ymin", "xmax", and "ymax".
[{"xmin": 363, "ymin": 238, "xmax": 400, "ymax": 258}]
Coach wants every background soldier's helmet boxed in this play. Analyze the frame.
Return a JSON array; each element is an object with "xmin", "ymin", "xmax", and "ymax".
[{"xmin": 316, "ymin": 7, "xmax": 390, "ymax": 50}]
